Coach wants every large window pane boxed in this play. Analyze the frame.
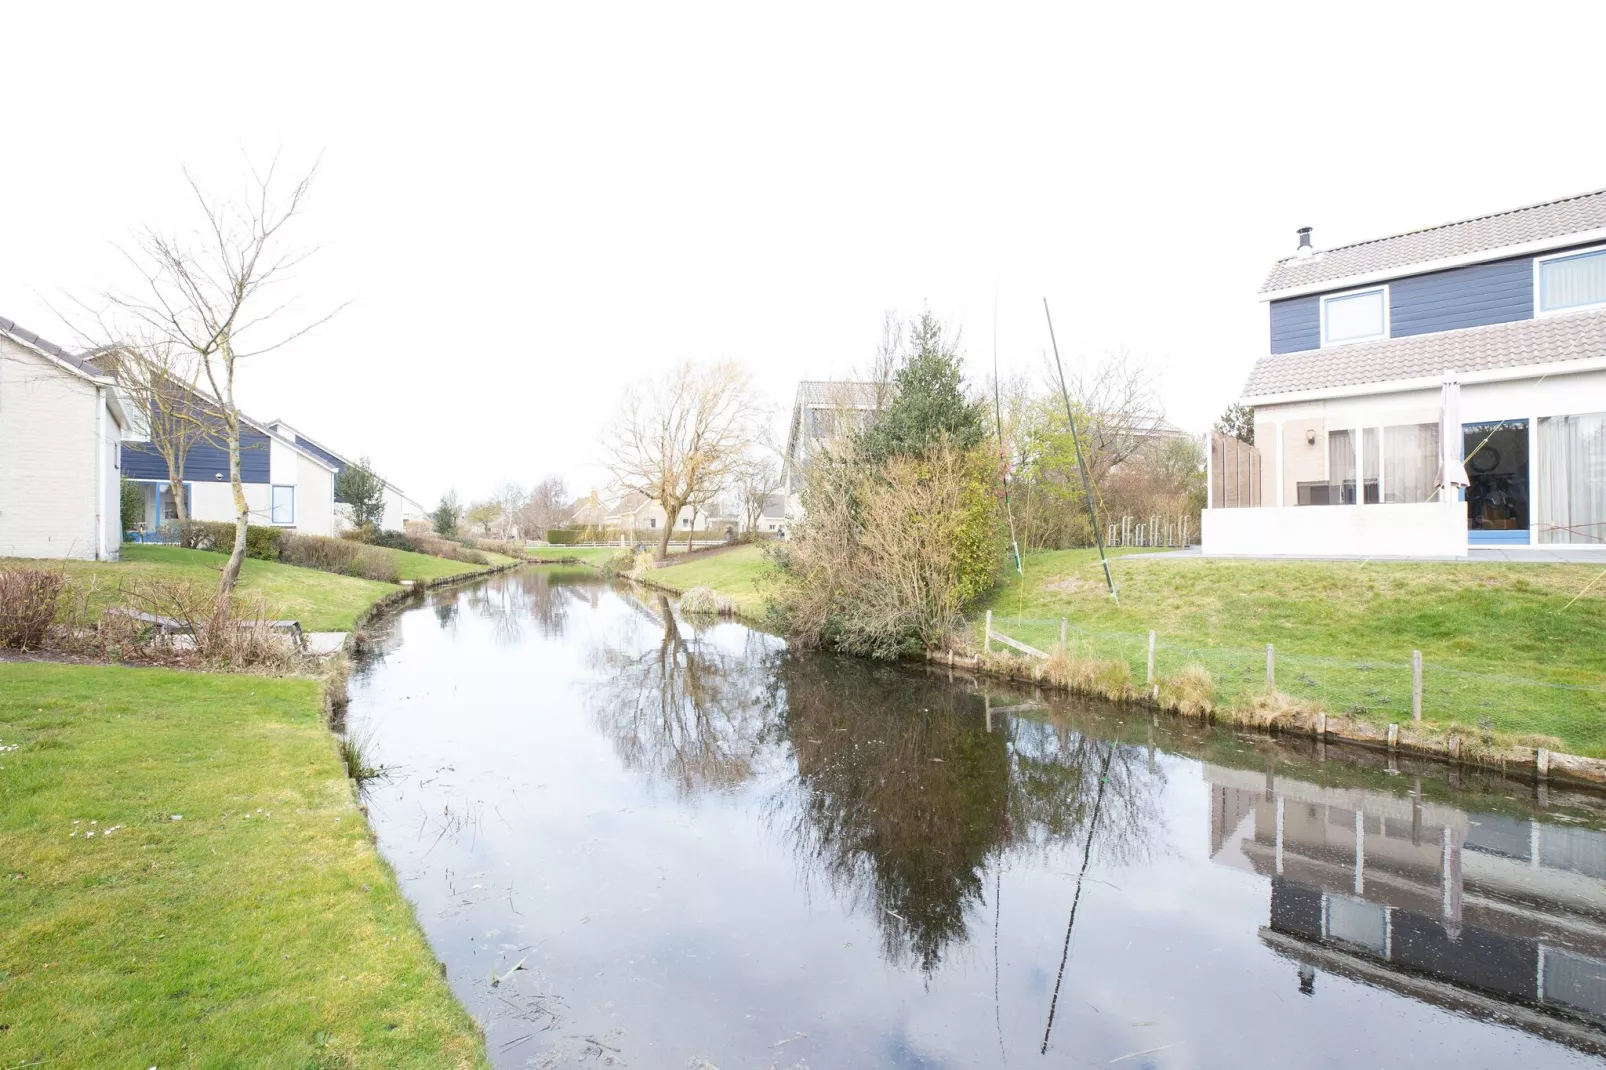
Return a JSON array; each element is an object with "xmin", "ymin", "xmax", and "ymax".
[
  {"xmin": 1324, "ymin": 289, "xmax": 1386, "ymax": 343},
  {"xmin": 271, "ymin": 485, "xmax": 295, "ymax": 525},
  {"xmin": 1362, "ymin": 427, "xmax": 1380, "ymax": 504},
  {"xmin": 1537, "ymin": 413, "xmax": 1606, "ymax": 544},
  {"xmin": 1383, "ymin": 423, "xmax": 1440, "ymax": 504},
  {"xmin": 1540, "ymin": 249, "xmax": 1606, "ymax": 313},
  {"xmin": 1328, "ymin": 429, "xmax": 1356, "ymax": 504}
]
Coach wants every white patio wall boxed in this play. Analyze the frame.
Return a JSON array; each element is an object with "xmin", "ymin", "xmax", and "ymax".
[{"xmin": 1202, "ymin": 501, "xmax": 1468, "ymax": 558}]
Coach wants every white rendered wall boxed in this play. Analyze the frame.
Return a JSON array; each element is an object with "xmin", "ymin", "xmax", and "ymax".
[
  {"xmin": 1202, "ymin": 501, "xmax": 1468, "ymax": 558},
  {"xmin": 295, "ymin": 454, "xmax": 335, "ymax": 536},
  {"xmin": 0, "ymin": 338, "xmax": 104, "ymax": 559}
]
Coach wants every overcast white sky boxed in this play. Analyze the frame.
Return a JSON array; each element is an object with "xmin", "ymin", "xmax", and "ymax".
[{"xmin": 5, "ymin": 2, "xmax": 1605, "ymax": 505}]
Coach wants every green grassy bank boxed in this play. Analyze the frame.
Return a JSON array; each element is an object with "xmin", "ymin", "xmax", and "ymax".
[
  {"xmin": 0, "ymin": 663, "xmax": 487, "ymax": 1067},
  {"xmin": 647, "ymin": 544, "xmax": 772, "ymax": 617},
  {"xmin": 976, "ymin": 549, "xmax": 1606, "ymax": 755}
]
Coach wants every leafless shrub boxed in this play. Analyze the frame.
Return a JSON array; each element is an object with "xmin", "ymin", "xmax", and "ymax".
[
  {"xmin": 774, "ymin": 441, "xmax": 1002, "ymax": 659},
  {"xmin": 281, "ymin": 533, "xmax": 399, "ymax": 583},
  {"xmin": 0, "ymin": 569, "xmax": 66, "ymax": 649}
]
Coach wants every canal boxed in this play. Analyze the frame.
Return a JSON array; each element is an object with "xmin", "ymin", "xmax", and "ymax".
[{"xmin": 347, "ymin": 567, "xmax": 1606, "ymax": 1068}]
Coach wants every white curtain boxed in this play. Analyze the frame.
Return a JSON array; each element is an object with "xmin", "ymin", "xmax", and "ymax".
[
  {"xmin": 1537, "ymin": 414, "xmax": 1606, "ymax": 544},
  {"xmin": 1540, "ymin": 251, "xmax": 1606, "ymax": 312},
  {"xmin": 1328, "ymin": 429, "xmax": 1356, "ymax": 504},
  {"xmin": 1384, "ymin": 423, "xmax": 1440, "ymax": 503}
]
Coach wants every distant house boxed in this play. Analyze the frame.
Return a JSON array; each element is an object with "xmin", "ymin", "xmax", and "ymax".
[
  {"xmin": 262, "ymin": 420, "xmax": 426, "ymax": 532},
  {"xmin": 605, "ymin": 491, "xmax": 742, "ymax": 540},
  {"xmin": 119, "ymin": 401, "xmax": 339, "ymax": 538},
  {"xmin": 0, "ymin": 316, "xmax": 126, "ymax": 560},
  {"xmin": 781, "ymin": 380, "xmax": 883, "ymax": 515},
  {"xmin": 1207, "ymin": 188, "xmax": 1606, "ymax": 557}
]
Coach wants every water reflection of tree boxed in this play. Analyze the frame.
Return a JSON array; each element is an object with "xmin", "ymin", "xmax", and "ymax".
[
  {"xmin": 589, "ymin": 594, "xmax": 779, "ymax": 794},
  {"xmin": 774, "ymin": 658, "xmax": 1161, "ymax": 972},
  {"xmin": 462, "ymin": 569, "xmax": 589, "ymax": 643}
]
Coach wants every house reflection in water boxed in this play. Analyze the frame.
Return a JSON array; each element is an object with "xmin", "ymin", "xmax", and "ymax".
[{"xmin": 1207, "ymin": 765, "xmax": 1606, "ymax": 1051}]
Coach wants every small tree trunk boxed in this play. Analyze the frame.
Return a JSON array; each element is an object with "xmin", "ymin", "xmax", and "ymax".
[
  {"xmin": 686, "ymin": 507, "xmax": 695, "ymax": 554},
  {"xmin": 215, "ymin": 347, "xmax": 248, "ymax": 624}
]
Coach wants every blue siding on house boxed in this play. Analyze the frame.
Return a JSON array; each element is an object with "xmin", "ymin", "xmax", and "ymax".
[
  {"xmin": 1269, "ymin": 295, "xmax": 1321, "ymax": 353},
  {"xmin": 122, "ymin": 431, "xmax": 271, "ymax": 484},
  {"xmin": 294, "ymin": 436, "xmax": 345, "ymax": 474},
  {"xmin": 1389, "ymin": 255, "xmax": 1534, "ymax": 337}
]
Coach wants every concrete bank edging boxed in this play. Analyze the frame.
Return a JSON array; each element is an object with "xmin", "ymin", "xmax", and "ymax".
[{"xmin": 924, "ymin": 647, "xmax": 1606, "ymax": 792}]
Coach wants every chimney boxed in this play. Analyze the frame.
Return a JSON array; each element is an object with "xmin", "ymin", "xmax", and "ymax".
[{"xmin": 1295, "ymin": 226, "xmax": 1314, "ymax": 259}]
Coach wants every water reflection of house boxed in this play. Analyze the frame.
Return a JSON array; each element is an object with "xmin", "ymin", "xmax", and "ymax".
[{"xmin": 1207, "ymin": 764, "xmax": 1606, "ymax": 1050}]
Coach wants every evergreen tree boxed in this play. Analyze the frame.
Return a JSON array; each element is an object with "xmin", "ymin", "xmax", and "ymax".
[{"xmin": 858, "ymin": 310, "xmax": 987, "ymax": 463}]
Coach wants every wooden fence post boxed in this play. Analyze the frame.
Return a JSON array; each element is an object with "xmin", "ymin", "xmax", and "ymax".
[
  {"xmin": 1411, "ymin": 650, "xmax": 1423, "ymax": 722},
  {"xmin": 984, "ymin": 610, "xmax": 992, "ymax": 654},
  {"xmin": 1266, "ymin": 643, "xmax": 1275, "ymax": 690},
  {"xmin": 1147, "ymin": 630, "xmax": 1156, "ymax": 684}
]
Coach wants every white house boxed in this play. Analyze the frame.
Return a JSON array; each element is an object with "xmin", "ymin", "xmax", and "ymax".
[
  {"xmin": 781, "ymin": 379, "xmax": 883, "ymax": 518},
  {"xmin": 262, "ymin": 420, "xmax": 426, "ymax": 532},
  {"xmin": 0, "ymin": 316, "xmax": 126, "ymax": 560},
  {"xmin": 1205, "ymin": 188, "xmax": 1606, "ymax": 558},
  {"xmin": 121, "ymin": 405, "xmax": 339, "ymax": 537}
]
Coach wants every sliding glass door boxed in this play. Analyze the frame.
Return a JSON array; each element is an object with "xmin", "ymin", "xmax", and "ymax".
[{"xmin": 1464, "ymin": 420, "xmax": 1529, "ymax": 544}]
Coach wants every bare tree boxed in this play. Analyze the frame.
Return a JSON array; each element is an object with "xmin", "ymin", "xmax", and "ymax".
[
  {"xmin": 494, "ymin": 481, "xmax": 528, "ymax": 540},
  {"xmin": 515, "ymin": 475, "xmax": 570, "ymax": 540},
  {"xmin": 734, "ymin": 451, "xmax": 782, "ymax": 533},
  {"xmin": 99, "ymin": 334, "xmax": 214, "ymax": 522},
  {"xmin": 605, "ymin": 360, "xmax": 762, "ymax": 559},
  {"xmin": 1062, "ymin": 350, "xmax": 1166, "ymax": 487},
  {"xmin": 100, "ymin": 160, "xmax": 339, "ymax": 620}
]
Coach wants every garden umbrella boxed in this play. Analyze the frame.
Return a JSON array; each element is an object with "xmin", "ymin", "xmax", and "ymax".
[{"xmin": 1439, "ymin": 373, "xmax": 1470, "ymax": 500}]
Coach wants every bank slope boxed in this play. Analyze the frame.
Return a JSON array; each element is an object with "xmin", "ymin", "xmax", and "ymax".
[{"xmin": 0, "ymin": 663, "xmax": 488, "ymax": 1068}]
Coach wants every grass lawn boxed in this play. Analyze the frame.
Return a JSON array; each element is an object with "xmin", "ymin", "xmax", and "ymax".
[
  {"xmin": 388, "ymin": 547, "xmax": 502, "ymax": 583},
  {"xmin": 526, "ymin": 546, "xmax": 620, "ymax": 566},
  {"xmin": 49, "ymin": 544, "xmax": 398, "ymax": 632},
  {"xmin": 977, "ymin": 550, "xmax": 1606, "ymax": 754},
  {"xmin": 651, "ymin": 543, "xmax": 772, "ymax": 616},
  {"xmin": 0, "ymin": 663, "xmax": 486, "ymax": 1067}
]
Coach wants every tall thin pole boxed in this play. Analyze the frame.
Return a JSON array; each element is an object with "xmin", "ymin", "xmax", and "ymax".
[
  {"xmin": 994, "ymin": 289, "xmax": 1023, "ymax": 579},
  {"xmin": 1043, "ymin": 299, "xmax": 1117, "ymax": 602}
]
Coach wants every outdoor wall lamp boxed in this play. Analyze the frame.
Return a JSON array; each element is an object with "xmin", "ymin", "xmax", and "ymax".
[{"xmin": 1306, "ymin": 429, "xmax": 1317, "ymax": 445}]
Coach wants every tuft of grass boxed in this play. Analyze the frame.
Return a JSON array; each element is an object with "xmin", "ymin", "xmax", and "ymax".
[
  {"xmin": 0, "ymin": 663, "xmax": 486, "ymax": 1067},
  {"xmin": 1157, "ymin": 664, "xmax": 1215, "ymax": 718},
  {"xmin": 337, "ymin": 727, "xmax": 389, "ymax": 785}
]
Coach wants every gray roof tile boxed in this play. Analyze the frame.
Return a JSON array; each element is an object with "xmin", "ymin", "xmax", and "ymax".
[
  {"xmin": 0, "ymin": 315, "xmax": 106, "ymax": 378},
  {"xmin": 795, "ymin": 380, "xmax": 882, "ymax": 407},
  {"xmin": 1261, "ymin": 189, "xmax": 1606, "ymax": 294},
  {"xmin": 1242, "ymin": 309, "xmax": 1606, "ymax": 399}
]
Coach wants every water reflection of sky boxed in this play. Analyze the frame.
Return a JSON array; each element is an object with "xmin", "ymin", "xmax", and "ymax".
[{"xmin": 348, "ymin": 570, "xmax": 1606, "ymax": 1068}]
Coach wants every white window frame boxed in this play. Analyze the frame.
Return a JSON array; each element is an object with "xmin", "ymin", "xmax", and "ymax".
[
  {"xmin": 1534, "ymin": 243, "xmax": 1606, "ymax": 317},
  {"xmin": 270, "ymin": 484, "xmax": 296, "ymax": 526},
  {"xmin": 1320, "ymin": 284, "xmax": 1390, "ymax": 347}
]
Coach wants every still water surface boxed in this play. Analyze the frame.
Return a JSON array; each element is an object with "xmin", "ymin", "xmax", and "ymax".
[{"xmin": 348, "ymin": 568, "xmax": 1606, "ymax": 1068}]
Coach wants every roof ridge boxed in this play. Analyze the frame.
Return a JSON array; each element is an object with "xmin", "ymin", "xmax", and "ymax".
[{"xmin": 1271, "ymin": 187, "xmax": 1606, "ymax": 269}]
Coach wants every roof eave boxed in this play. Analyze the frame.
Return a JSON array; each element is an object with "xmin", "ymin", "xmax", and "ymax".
[
  {"xmin": 1259, "ymin": 226, "xmax": 1606, "ymax": 301},
  {"xmin": 1243, "ymin": 352, "xmax": 1606, "ymax": 406}
]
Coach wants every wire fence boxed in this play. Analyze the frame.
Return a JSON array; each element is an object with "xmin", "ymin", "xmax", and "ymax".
[{"xmin": 973, "ymin": 613, "xmax": 1606, "ymax": 756}]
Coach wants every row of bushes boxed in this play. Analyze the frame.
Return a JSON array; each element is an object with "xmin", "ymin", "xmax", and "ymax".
[
  {"xmin": 341, "ymin": 525, "xmax": 490, "ymax": 566},
  {"xmin": 168, "ymin": 520, "xmax": 399, "ymax": 583}
]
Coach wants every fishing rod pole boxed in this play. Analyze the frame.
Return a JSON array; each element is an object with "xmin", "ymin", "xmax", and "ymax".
[
  {"xmin": 1040, "ymin": 744, "xmax": 1116, "ymax": 1054},
  {"xmin": 1043, "ymin": 298, "xmax": 1117, "ymax": 602}
]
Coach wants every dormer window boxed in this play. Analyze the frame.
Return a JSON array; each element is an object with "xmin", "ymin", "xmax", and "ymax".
[
  {"xmin": 1537, "ymin": 246, "xmax": 1606, "ymax": 314},
  {"xmin": 1321, "ymin": 286, "xmax": 1388, "ymax": 345}
]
